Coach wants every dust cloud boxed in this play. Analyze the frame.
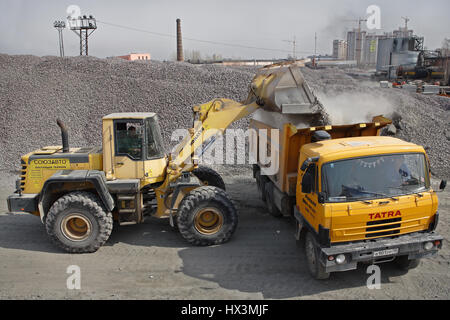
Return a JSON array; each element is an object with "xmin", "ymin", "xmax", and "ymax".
[{"xmin": 316, "ymin": 91, "xmax": 396, "ymax": 124}]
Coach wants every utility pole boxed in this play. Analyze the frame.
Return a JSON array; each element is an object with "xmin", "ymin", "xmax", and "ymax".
[
  {"xmin": 68, "ymin": 15, "xmax": 97, "ymax": 56},
  {"xmin": 283, "ymin": 36, "xmax": 296, "ymax": 61},
  {"xmin": 314, "ymin": 32, "xmax": 317, "ymax": 68},
  {"xmin": 53, "ymin": 21, "xmax": 66, "ymax": 57},
  {"xmin": 401, "ymin": 16, "xmax": 410, "ymax": 31}
]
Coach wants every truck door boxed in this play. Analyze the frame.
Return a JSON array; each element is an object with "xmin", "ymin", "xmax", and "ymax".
[
  {"xmin": 112, "ymin": 120, "xmax": 145, "ymax": 179},
  {"xmin": 299, "ymin": 163, "xmax": 320, "ymax": 230}
]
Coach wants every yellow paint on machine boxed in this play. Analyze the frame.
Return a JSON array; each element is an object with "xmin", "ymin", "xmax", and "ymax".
[{"xmin": 21, "ymin": 150, "xmax": 103, "ymax": 194}]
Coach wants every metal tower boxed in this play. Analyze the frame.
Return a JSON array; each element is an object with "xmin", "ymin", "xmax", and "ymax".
[
  {"xmin": 53, "ymin": 20, "xmax": 66, "ymax": 57},
  {"xmin": 283, "ymin": 36, "xmax": 296, "ymax": 60},
  {"xmin": 68, "ymin": 15, "xmax": 97, "ymax": 56}
]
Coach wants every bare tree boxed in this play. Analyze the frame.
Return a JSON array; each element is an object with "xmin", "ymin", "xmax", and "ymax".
[{"xmin": 184, "ymin": 50, "xmax": 202, "ymax": 63}]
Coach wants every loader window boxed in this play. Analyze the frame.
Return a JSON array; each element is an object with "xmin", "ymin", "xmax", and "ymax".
[
  {"xmin": 115, "ymin": 121, "xmax": 144, "ymax": 160},
  {"xmin": 145, "ymin": 117, "xmax": 165, "ymax": 159}
]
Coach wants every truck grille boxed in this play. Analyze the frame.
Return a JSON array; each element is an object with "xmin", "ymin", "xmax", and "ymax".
[{"xmin": 366, "ymin": 217, "xmax": 401, "ymax": 238}]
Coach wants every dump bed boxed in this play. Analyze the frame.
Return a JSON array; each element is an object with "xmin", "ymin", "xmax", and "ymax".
[{"xmin": 249, "ymin": 116, "xmax": 391, "ymax": 196}]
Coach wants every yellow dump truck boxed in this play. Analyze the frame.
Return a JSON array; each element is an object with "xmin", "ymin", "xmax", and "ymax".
[{"xmin": 250, "ymin": 116, "xmax": 445, "ymax": 279}]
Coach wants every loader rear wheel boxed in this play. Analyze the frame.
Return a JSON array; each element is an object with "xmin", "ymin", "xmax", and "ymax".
[
  {"xmin": 176, "ymin": 186, "xmax": 238, "ymax": 246},
  {"xmin": 45, "ymin": 191, "xmax": 113, "ymax": 253},
  {"xmin": 192, "ymin": 165, "xmax": 226, "ymax": 190}
]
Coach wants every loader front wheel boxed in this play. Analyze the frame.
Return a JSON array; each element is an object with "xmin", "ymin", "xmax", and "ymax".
[
  {"xmin": 192, "ymin": 165, "xmax": 226, "ymax": 190},
  {"xmin": 176, "ymin": 186, "xmax": 238, "ymax": 246},
  {"xmin": 45, "ymin": 191, "xmax": 113, "ymax": 253}
]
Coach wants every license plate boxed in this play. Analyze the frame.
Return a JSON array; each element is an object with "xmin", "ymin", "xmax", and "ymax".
[{"xmin": 373, "ymin": 248, "xmax": 399, "ymax": 257}]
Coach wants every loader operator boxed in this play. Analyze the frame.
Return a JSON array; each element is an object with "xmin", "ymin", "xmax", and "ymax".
[{"xmin": 116, "ymin": 124, "xmax": 142, "ymax": 159}]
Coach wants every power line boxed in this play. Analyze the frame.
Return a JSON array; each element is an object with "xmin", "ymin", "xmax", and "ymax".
[{"xmin": 96, "ymin": 19, "xmax": 315, "ymax": 55}]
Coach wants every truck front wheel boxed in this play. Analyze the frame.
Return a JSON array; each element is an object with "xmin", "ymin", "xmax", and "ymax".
[
  {"xmin": 305, "ymin": 231, "xmax": 330, "ymax": 280},
  {"xmin": 176, "ymin": 186, "xmax": 238, "ymax": 246},
  {"xmin": 395, "ymin": 255, "xmax": 421, "ymax": 270},
  {"xmin": 45, "ymin": 191, "xmax": 113, "ymax": 253}
]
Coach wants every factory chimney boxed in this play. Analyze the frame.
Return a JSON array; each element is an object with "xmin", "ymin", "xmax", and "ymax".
[{"xmin": 176, "ymin": 18, "xmax": 184, "ymax": 62}]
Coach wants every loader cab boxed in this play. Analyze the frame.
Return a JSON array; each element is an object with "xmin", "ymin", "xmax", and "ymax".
[{"xmin": 102, "ymin": 113, "xmax": 167, "ymax": 185}]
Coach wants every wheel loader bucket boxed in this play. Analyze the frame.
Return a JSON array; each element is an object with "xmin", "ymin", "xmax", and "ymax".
[{"xmin": 244, "ymin": 62, "xmax": 322, "ymax": 115}]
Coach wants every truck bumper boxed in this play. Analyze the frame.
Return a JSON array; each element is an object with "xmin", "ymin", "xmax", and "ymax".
[
  {"xmin": 319, "ymin": 232, "xmax": 443, "ymax": 273},
  {"xmin": 7, "ymin": 193, "xmax": 39, "ymax": 213}
]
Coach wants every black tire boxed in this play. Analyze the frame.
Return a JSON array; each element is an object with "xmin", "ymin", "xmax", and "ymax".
[
  {"xmin": 255, "ymin": 170, "xmax": 268, "ymax": 201},
  {"xmin": 192, "ymin": 165, "xmax": 226, "ymax": 190},
  {"xmin": 45, "ymin": 191, "xmax": 113, "ymax": 253},
  {"xmin": 395, "ymin": 255, "xmax": 420, "ymax": 270},
  {"xmin": 176, "ymin": 186, "xmax": 238, "ymax": 246},
  {"xmin": 264, "ymin": 182, "xmax": 282, "ymax": 218},
  {"xmin": 305, "ymin": 231, "xmax": 330, "ymax": 280}
]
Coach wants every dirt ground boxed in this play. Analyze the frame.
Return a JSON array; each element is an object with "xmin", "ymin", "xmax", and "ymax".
[{"xmin": 0, "ymin": 166, "xmax": 449, "ymax": 300}]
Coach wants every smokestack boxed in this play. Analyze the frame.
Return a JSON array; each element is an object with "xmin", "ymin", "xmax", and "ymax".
[
  {"xmin": 56, "ymin": 119, "xmax": 69, "ymax": 153},
  {"xmin": 176, "ymin": 18, "xmax": 184, "ymax": 62}
]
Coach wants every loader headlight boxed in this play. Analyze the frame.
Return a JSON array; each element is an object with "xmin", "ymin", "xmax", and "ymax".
[
  {"xmin": 336, "ymin": 254, "xmax": 346, "ymax": 264},
  {"xmin": 424, "ymin": 242, "xmax": 433, "ymax": 251}
]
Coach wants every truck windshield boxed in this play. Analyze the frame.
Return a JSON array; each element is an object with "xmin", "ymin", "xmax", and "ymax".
[{"xmin": 322, "ymin": 153, "xmax": 429, "ymax": 202}]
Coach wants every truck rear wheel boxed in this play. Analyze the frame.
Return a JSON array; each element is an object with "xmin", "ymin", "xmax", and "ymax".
[
  {"xmin": 255, "ymin": 170, "xmax": 268, "ymax": 201},
  {"xmin": 176, "ymin": 186, "xmax": 238, "ymax": 246},
  {"xmin": 192, "ymin": 165, "xmax": 226, "ymax": 190},
  {"xmin": 264, "ymin": 182, "xmax": 282, "ymax": 217},
  {"xmin": 45, "ymin": 191, "xmax": 113, "ymax": 253},
  {"xmin": 395, "ymin": 255, "xmax": 421, "ymax": 270},
  {"xmin": 305, "ymin": 231, "xmax": 330, "ymax": 280}
]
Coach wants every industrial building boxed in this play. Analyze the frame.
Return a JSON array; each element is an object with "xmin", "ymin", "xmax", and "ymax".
[
  {"xmin": 118, "ymin": 53, "xmax": 151, "ymax": 61},
  {"xmin": 332, "ymin": 40, "xmax": 348, "ymax": 60}
]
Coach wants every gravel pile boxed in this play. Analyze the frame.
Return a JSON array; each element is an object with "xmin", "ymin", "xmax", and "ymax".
[
  {"xmin": 0, "ymin": 54, "xmax": 255, "ymax": 171},
  {"xmin": 0, "ymin": 55, "xmax": 448, "ymax": 180}
]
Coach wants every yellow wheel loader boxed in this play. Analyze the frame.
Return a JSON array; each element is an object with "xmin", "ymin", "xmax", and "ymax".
[{"xmin": 7, "ymin": 62, "xmax": 323, "ymax": 253}]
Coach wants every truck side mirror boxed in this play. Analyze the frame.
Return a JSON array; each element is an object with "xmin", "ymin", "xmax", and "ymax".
[
  {"xmin": 301, "ymin": 172, "xmax": 313, "ymax": 193},
  {"xmin": 300, "ymin": 156, "xmax": 319, "ymax": 171},
  {"xmin": 318, "ymin": 192, "xmax": 326, "ymax": 204},
  {"xmin": 439, "ymin": 180, "xmax": 447, "ymax": 190}
]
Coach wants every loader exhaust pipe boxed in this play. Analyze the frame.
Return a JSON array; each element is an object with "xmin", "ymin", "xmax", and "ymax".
[{"xmin": 56, "ymin": 119, "xmax": 69, "ymax": 153}]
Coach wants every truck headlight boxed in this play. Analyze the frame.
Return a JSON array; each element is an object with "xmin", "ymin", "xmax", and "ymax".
[
  {"xmin": 424, "ymin": 242, "xmax": 433, "ymax": 251},
  {"xmin": 336, "ymin": 254, "xmax": 346, "ymax": 264}
]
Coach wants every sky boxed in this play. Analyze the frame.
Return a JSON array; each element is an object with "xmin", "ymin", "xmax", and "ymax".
[{"xmin": 0, "ymin": 0, "xmax": 449, "ymax": 60}]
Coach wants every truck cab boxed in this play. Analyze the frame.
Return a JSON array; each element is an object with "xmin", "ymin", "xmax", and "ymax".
[{"xmin": 296, "ymin": 135, "xmax": 444, "ymax": 278}]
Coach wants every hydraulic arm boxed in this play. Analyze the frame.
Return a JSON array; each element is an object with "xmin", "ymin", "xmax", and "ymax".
[{"xmin": 153, "ymin": 63, "xmax": 327, "ymax": 216}]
